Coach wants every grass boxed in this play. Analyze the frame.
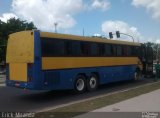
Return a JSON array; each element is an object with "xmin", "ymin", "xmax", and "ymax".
[{"xmin": 36, "ymin": 81, "xmax": 160, "ymax": 118}]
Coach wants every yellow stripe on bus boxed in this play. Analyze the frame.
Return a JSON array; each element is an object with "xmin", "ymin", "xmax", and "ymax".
[{"xmin": 42, "ymin": 57, "xmax": 142, "ymax": 70}]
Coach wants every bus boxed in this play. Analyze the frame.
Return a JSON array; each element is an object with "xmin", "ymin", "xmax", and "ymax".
[{"xmin": 6, "ymin": 30, "xmax": 153, "ymax": 93}]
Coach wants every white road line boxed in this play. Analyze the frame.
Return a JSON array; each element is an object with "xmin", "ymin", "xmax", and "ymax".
[{"xmin": 0, "ymin": 84, "xmax": 5, "ymax": 87}]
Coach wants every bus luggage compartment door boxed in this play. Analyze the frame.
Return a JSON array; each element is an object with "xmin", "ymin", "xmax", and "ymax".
[{"xmin": 9, "ymin": 63, "xmax": 27, "ymax": 82}]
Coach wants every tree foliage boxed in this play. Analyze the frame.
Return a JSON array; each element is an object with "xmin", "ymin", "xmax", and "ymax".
[
  {"xmin": 0, "ymin": 18, "xmax": 36, "ymax": 62},
  {"xmin": 144, "ymin": 42, "xmax": 160, "ymax": 61}
]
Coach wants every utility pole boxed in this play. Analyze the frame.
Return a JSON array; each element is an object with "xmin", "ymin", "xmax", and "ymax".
[
  {"xmin": 109, "ymin": 31, "xmax": 135, "ymax": 42},
  {"xmin": 83, "ymin": 28, "xmax": 84, "ymax": 36},
  {"xmin": 157, "ymin": 44, "xmax": 159, "ymax": 61},
  {"xmin": 120, "ymin": 32, "xmax": 135, "ymax": 42},
  {"xmin": 54, "ymin": 22, "xmax": 58, "ymax": 33}
]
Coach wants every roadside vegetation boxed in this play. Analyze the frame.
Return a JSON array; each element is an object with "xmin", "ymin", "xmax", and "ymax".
[
  {"xmin": 0, "ymin": 18, "xmax": 36, "ymax": 63},
  {"xmin": 36, "ymin": 81, "xmax": 160, "ymax": 118}
]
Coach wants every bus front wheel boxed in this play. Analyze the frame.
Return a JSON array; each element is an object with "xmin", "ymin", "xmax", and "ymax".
[
  {"xmin": 134, "ymin": 70, "xmax": 142, "ymax": 80},
  {"xmin": 74, "ymin": 75, "xmax": 86, "ymax": 93},
  {"xmin": 87, "ymin": 74, "xmax": 98, "ymax": 91}
]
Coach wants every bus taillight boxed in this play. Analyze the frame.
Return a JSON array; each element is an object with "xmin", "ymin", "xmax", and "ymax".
[
  {"xmin": 28, "ymin": 63, "xmax": 33, "ymax": 68},
  {"xmin": 28, "ymin": 63, "xmax": 33, "ymax": 82},
  {"xmin": 28, "ymin": 77, "xmax": 33, "ymax": 82}
]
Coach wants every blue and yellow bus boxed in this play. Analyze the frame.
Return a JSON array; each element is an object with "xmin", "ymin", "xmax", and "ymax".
[{"xmin": 6, "ymin": 30, "xmax": 153, "ymax": 92}]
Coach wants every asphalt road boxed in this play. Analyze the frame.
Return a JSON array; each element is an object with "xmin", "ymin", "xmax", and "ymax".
[{"xmin": 0, "ymin": 78, "xmax": 155, "ymax": 112}]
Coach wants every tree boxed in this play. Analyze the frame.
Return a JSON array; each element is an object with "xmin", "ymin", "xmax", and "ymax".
[
  {"xmin": 0, "ymin": 18, "xmax": 36, "ymax": 63},
  {"xmin": 144, "ymin": 42, "xmax": 160, "ymax": 61}
]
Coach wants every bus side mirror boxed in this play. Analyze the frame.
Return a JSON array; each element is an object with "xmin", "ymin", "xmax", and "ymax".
[
  {"xmin": 109, "ymin": 32, "xmax": 113, "ymax": 39},
  {"xmin": 116, "ymin": 31, "xmax": 120, "ymax": 38}
]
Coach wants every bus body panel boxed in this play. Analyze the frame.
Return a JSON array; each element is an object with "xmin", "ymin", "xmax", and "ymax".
[
  {"xmin": 46, "ymin": 65, "xmax": 136, "ymax": 90},
  {"xmin": 6, "ymin": 65, "xmax": 136, "ymax": 90},
  {"xmin": 9, "ymin": 63, "xmax": 27, "ymax": 82}
]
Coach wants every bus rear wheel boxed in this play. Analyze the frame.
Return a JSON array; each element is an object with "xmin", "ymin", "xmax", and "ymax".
[
  {"xmin": 87, "ymin": 74, "xmax": 98, "ymax": 91},
  {"xmin": 74, "ymin": 75, "xmax": 86, "ymax": 93}
]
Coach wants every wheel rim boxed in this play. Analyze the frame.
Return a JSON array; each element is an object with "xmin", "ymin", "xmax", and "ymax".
[
  {"xmin": 76, "ymin": 79, "xmax": 85, "ymax": 91},
  {"xmin": 89, "ymin": 77, "xmax": 97, "ymax": 89},
  {"xmin": 134, "ymin": 72, "xmax": 138, "ymax": 80}
]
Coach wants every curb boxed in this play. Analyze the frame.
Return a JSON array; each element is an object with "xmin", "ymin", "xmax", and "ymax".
[{"xmin": 0, "ymin": 83, "xmax": 5, "ymax": 87}]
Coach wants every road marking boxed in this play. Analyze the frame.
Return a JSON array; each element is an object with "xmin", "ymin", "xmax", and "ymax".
[{"xmin": 0, "ymin": 84, "xmax": 5, "ymax": 87}]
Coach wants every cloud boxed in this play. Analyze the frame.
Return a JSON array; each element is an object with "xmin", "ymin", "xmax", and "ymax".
[
  {"xmin": 0, "ymin": 13, "xmax": 18, "ymax": 23},
  {"xmin": 101, "ymin": 20, "xmax": 142, "ymax": 42},
  {"xmin": 132, "ymin": 0, "xmax": 160, "ymax": 21},
  {"xmin": 11, "ymin": 0, "xmax": 84, "ymax": 31},
  {"xmin": 156, "ymin": 39, "xmax": 160, "ymax": 44},
  {"xmin": 91, "ymin": 0, "xmax": 110, "ymax": 11}
]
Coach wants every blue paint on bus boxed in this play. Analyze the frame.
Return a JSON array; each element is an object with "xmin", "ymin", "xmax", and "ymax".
[{"xmin": 6, "ymin": 65, "xmax": 136, "ymax": 90}]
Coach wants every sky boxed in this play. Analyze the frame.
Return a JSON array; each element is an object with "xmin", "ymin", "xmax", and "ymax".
[{"xmin": 0, "ymin": 0, "xmax": 160, "ymax": 43}]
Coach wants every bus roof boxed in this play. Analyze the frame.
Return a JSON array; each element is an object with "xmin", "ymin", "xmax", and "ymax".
[
  {"xmin": 40, "ymin": 31, "xmax": 141, "ymax": 46},
  {"xmin": 9, "ymin": 30, "xmax": 141, "ymax": 46}
]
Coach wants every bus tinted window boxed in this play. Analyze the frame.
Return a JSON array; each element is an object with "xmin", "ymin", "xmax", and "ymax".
[
  {"xmin": 81, "ymin": 42, "xmax": 90, "ymax": 56},
  {"xmin": 131, "ymin": 46, "xmax": 139, "ymax": 56},
  {"xmin": 41, "ymin": 38, "xmax": 65, "ymax": 57},
  {"xmin": 104, "ymin": 44, "xmax": 111, "ymax": 56},
  {"xmin": 70, "ymin": 41, "xmax": 82, "ymax": 56},
  {"xmin": 117, "ymin": 45, "xmax": 122, "ymax": 56},
  {"xmin": 90, "ymin": 43, "xmax": 99, "ymax": 56},
  {"xmin": 127, "ymin": 46, "xmax": 132, "ymax": 56},
  {"xmin": 123, "ymin": 46, "xmax": 127, "ymax": 56},
  {"xmin": 111, "ymin": 45, "xmax": 117, "ymax": 56}
]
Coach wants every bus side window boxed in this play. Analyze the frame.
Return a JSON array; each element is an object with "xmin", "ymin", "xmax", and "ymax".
[
  {"xmin": 66, "ymin": 40, "xmax": 72, "ymax": 56},
  {"xmin": 117, "ymin": 45, "xmax": 122, "ymax": 56},
  {"xmin": 131, "ymin": 46, "xmax": 136, "ymax": 56},
  {"xmin": 111, "ymin": 45, "xmax": 117, "ymax": 56},
  {"xmin": 41, "ymin": 38, "xmax": 65, "ymax": 57},
  {"xmin": 98, "ymin": 43, "xmax": 104, "ymax": 56},
  {"xmin": 53, "ymin": 39, "xmax": 65, "ymax": 56},
  {"xmin": 127, "ymin": 46, "xmax": 132, "ymax": 56},
  {"xmin": 122, "ymin": 46, "xmax": 127, "ymax": 56},
  {"xmin": 104, "ymin": 44, "xmax": 112, "ymax": 56},
  {"xmin": 71, "ymin": 41, "xmax": 82, "ymax": 56},
  {"xmin": 90, "ymin": 43, "xmax": 99, "ymax": 56},
  {"xmin": 81, "ymin": 42, "xmax": 90, "ymax": 56}
]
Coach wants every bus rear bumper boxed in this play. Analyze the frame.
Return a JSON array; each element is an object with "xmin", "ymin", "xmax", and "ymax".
[{"xmin": 6, "ymin": 80, "xmax": 34, "ymax": 90}]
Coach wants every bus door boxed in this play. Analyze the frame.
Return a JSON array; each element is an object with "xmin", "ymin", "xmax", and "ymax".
[
  {"xmin": 146, "ymin": 46, "xmax": 153, "ymax": 76},
  {"xmin": 141, "ymin": 44, "xmax": 147, "ymax": 74}
]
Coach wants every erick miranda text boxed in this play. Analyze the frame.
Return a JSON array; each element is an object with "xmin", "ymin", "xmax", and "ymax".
[{"xmin": 1, "ymin": 112, "xmax": 35, "ymax": 118}]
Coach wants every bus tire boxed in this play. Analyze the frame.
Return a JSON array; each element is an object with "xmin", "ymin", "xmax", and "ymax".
[
  {"xmin": 134, "ymin": 68, "xmax": 142, "ymax": 80},
  {"xmin": 74, "ymin": 75, "xmax": 86, "ymax": 93},
  {"xmin": 87, "ymin": 74, "xmax": 98, "ymax": 91}
]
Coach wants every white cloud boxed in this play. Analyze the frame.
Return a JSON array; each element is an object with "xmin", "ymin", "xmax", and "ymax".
[
  {"xmin": 156, "ymin": 39, "xmax": 160, "ymax": 44},
  {"xmin": 11, "ymin": 0, "xmax": 84, "ymax": 31},
  {"xmin": 91, "ymin": 0, "xmax": 110, "ymax": 11},
  {"xmin": 0, "ymin": 13, "xmax": 18, "ymax": 23},
  {"xmin": 102, "ymin": 20, "xmax": 142, "ymax": 42},
  {"xmin": 132, "ymin": 0, "xmax": 160, "ymax": 21}
]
